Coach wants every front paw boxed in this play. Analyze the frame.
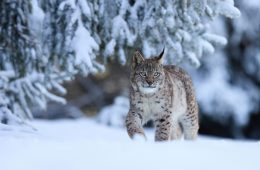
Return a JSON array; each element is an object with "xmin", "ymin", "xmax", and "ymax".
[{"xmin": 132, "ymin": 133, "xmax": 147, "ymax": 142}]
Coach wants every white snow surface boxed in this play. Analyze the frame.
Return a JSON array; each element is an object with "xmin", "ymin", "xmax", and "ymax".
[
  {"xmin": 98, "ymin": 96, "xmax": 129, "ymax": 127},
  {"xmin": 0, "ymin": 118, "xmax": 259, "ymax": 170}
]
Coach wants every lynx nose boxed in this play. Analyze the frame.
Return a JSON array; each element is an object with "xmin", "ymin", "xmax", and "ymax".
[{"xmin": 146, "ymin": 79, "xmax": 153, "ymax": 86}]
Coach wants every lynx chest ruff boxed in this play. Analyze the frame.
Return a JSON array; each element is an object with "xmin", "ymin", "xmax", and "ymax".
[{"xmin": 136, "ymin": 78, "xmax": 188, "ymax": 124}]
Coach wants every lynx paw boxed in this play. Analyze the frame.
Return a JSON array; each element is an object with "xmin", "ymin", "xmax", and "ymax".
[{"xmin": 132, "ymin": 133, "xmax": 147, "ymax": 142}]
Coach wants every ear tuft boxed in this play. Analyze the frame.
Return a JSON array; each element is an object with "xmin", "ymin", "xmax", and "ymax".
[
  {"xmin": 132, "ymin": 50, "xmax": 144, "ymax": 69},
  {"xmin": 156, "ymin": 48, "xmax": 164, "ymax": 63}
]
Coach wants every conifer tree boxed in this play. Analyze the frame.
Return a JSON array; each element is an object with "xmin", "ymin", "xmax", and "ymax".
[{"xmin": 0, "ymin": 0, "xmax": 240, "ymax": 125}]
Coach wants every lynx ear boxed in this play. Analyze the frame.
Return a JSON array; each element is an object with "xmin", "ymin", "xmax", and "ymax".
[
  {"xmin": 156, "ymin": 48, "xmax": 164, "ymax": 63},
  {"xmin": 132, "ymin": 50, "xmax": 144, "ymax": 69}
]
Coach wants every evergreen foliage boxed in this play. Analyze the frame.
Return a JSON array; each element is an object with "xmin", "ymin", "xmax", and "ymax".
[{"xmin": 0, "ymin": 0, "xmax": 240, "ymax": 124}]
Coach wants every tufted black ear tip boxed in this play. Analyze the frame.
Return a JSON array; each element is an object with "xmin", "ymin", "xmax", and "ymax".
[{"xmin": 156, "ymin": 48, "xmax": 164, "ymax": 63}]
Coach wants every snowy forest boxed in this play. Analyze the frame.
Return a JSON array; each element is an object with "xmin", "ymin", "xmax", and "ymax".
[{"xmin": 0, "ymin": 0, "xmax": 260, "ymax": 169}]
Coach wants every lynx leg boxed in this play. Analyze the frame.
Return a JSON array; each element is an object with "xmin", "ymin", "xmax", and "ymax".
[
  {"xmin": 170, "ymin": 121, "xmax": 182, "ymax": 140},
  {"xmin": 180, "ymin": 114, "xmax": 199, "ymax": 140},
  {"xmin": 125, "ymin": 110, "xmax": 146, "ymax": 140},
  {"xmin": 154, "ymin": 114, "xmax": 172, "ymax": 141}
]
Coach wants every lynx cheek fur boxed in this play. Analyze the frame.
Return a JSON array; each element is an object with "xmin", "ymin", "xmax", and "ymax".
[{"xmin": 125, "ymin": 49, "xmax": 199, "ymax": 141}]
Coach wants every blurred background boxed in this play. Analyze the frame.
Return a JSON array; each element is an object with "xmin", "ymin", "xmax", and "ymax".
[{"xmin": 0, "ymin": 0, "xmax": 259, "ymax": 139}]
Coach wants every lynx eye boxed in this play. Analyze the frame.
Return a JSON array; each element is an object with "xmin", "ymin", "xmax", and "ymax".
[
  {"xmin": 154, "ymin": 72, "xmax": 160, "ymax": 77},
  {"xmin": 139, "ymin": 72, "xmax": 147, "ymax": 77}
]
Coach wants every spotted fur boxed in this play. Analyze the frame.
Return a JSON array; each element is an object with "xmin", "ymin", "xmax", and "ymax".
[{"xmin": 125, "ymin": 50, "xmax": 199, "ymax": 141}]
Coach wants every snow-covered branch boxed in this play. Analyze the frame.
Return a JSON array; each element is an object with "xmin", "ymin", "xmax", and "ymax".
[{"xmin": 0, "ymin": 0, "xmax": 240, "ymax": 124}]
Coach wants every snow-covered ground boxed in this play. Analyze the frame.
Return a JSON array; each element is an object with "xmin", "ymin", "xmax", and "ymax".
[{"xmin": 0, "ymin": 118, "xmax": 259, "ymax": 170}]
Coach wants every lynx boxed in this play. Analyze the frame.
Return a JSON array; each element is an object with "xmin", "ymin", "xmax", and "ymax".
[{"xmin": 125, "ymin": 49, "xmax": 199, "ymax": 141}]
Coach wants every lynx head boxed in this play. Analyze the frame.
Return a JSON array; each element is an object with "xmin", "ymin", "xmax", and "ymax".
[{"xmin": 131, "ymin": 49, "xmax": 165, "ymax": 94}]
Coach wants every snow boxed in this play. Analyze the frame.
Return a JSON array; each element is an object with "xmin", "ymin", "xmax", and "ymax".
[
  {"xmin": 216, "ymin": 0, "xmax": 241, "ymax": 18},
  {"xmin": 104, "ymin": 39, "xmax": 116, "ymax": 56},
  {"xmin": 186, "ymin": 51, "xmax": 200, "ymax": 68},
  {"xmin": 29, "ymin": 0, "xmax": 44, "ymax": 32},
  {"xmin": 1, "ymin": 0, "xmax": 243, "ymax": 125},
  {"xmin": 1, "ymin": 118, "xmax": 259, "ymax": 170},
  {"xmin": 194, "ymin": 52, "xmax": 253, "ymax": 126},
  {"xmin": 203, "ymin": 33, "xmax": 227, "ymax": 46},
  {"xmin": 71, "ymin": 19, "xmax": 98, "ymax": 70},
  {"xmin": 99, "ymin": 0, "xmax": 241, "ymax": 66},
  {"xmin": 98, "ymin": 96, "xmax": 129, "ymax": 127}
]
